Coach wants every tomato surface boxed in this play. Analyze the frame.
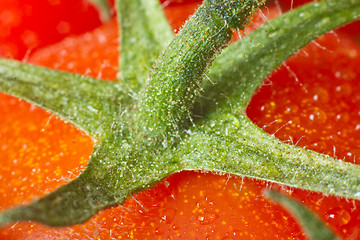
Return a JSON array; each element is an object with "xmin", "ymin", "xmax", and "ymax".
[
  {"xmin": 0, "ymin": 0, "xmax": 104, "ymax": 59},
  {"xmin": 1, "ymin": 0, "xmax": 360, "ymax": 239}
]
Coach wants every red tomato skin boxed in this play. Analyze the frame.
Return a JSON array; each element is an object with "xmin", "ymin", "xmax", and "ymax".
[{"xmin": 0, "ymin": 0, "xmax": 104, "ymax": 59}]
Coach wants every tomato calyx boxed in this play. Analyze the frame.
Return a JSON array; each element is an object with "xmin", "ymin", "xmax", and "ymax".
[{"xmin": 0, "ymin": 1, "xmax": 359, "ymax": 238}]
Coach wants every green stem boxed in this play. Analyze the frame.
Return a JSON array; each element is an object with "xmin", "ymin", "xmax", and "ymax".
[
  {"xmin": 204, "ymin": 0, "xmax": 360, "ymax": 112},
  {"xmin": 181, "ymin": 115, "xmax": 360, "ymax": 200},
  {"xmin": 0, "ymin": 59, "xmax": 125, "ymax": 137},
  {"xmin": 266, "ymin": 190, "xmax": 340, "ymax": 240},
  {"xmin": 117, "ymin": 0, "xmax": 173, "ymax": 89},
  {"xmin": 139, "ymin": 0, "xmax": 265, "ymax": 143},
  {"xmin": 0, "ymin": 173, "xmax": 113, "ymax": 226}
]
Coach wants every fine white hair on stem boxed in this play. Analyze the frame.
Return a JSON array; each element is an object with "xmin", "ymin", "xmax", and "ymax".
[
  {"xmin": 161, "ymin": 0, "xmax": 172, "ymax": 8},
  {"xmin": 258, "ymin": 8, "xmax": 275, "ymax": 30},
  {"xmin": 41, "ymin": 114, "xmax": 55, "ymax": 132},
  {"xmin": 312, "ymin": 39, "xmax": 334, "ymax": 53},
  {"xmin": 237, "ymin": 31, "xmax": 247, "ymax": 56},
  {"xmin": 274, "ymin": 0, "xmax": 283, "ymax": 14},
  {"xmin": 282, "ymin": 62, "xmax": 306, "ymax": 93}
]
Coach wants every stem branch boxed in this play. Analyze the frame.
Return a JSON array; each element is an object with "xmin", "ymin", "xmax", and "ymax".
[{"xmin": 139, "ymin": 0, "xmax": 265, "ymax": 144}]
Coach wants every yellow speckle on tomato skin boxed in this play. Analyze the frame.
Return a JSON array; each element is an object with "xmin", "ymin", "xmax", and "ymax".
[
  {"xmin": 232, "ymin": 192, "xmax": 239, "ymax": 197},
  {"xmin": 0, "ymin": 94, "xmax": 94, "ymax": 237}
]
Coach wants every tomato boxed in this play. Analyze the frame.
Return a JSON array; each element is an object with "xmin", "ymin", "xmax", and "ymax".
[
  {"xmin": 1, "ymin": 0, "xmax": 360, "ymax": 239},
  {"xmin": 0, "ymin": 0, "xmax": 104, "ymax": 60},
  {"xmin": 162, "ymin": 0, "xmax": 203, "ymax": 32}
]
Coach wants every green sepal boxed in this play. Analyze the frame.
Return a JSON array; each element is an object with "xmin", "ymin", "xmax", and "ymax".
[
  {"xmin": 182, "ymin": 114, "xmax": 360, "ymax": 200},
  {"xmin": 201, "ymin": 0, "xmax": 360, "ymax": 114},
  {"xmin": 117, "ymin": 0, "xmax": 173, "ymax": 90},
  {"xmin": 182, "ymin": 0, "xmax": 360, "ymax": 200},
  {"xmin": 0, "ymin": 59, "xmax": 129, "ymax": 137},
  {"xmin": 139, "ymin": 0, "xmax": 265, "ymax": 142},
  {"xmin": 266, "ymin": 190, "xmax": 340, "ymax": 240}
]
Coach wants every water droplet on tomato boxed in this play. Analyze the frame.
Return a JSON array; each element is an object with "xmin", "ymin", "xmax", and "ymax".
[
  {"xmin": 308, "ymin": 140, "xmax": 328, "ymax": 153},
  {"xmin": 196, "ymin": 210, "xmax": 218, "ymax": 225},
  {"xmin": 335, "ymin": 83, "xmax": 352, "ymax": 97},
  {"xmin": 154, "ymin": 226, "xmax": 166, "ymax": 236},
  {"xmin": 160, "ymin": 208, "xmax": 176, "ymax": 224},
  {"xmin": 335, "ymin": 112, "xmax": 350, "ymax": 123},
  {"xmin": 325, "ymin": 207, "xmax": 351, "ymax": 227},
  {"xmin": 205, "ymin": 235, "xmax": 214, "ymax": 240},
  {"xmin": 310, "ymin": 87, "xmax": 329, "ymax": 103},
  {"xmin": 301, "ymin": 107, "xmax": 327, "ymax": 125},
  {"xmin": 334, "ymin": 69, "xmax": 356, "ymax": 81}
]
